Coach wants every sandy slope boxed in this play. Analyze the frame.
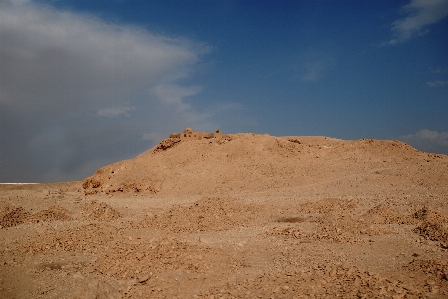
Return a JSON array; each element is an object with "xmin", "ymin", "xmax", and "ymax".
[
  {"xmin": 82, "ymin": 134, "xmax": 439, "ymax": 196},
  {"xmin": 1, "ymin": 133, "xmax": 448, "ymax": 298}
]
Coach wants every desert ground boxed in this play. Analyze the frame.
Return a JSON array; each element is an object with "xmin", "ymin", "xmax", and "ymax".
[{"xmin": 1, "ymin": 133, "xmax": 448, "ymax": 299}]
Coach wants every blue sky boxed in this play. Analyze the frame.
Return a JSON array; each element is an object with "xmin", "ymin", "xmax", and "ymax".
[{"xmin": 1, "ymin": 0, "xmax": 448, "ymax": 182}]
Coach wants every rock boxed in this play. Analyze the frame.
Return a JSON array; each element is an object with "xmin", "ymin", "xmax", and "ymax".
[
  {"xmin": 329, "ymin": 267, "xmax": 337, "ymax": 277},
  {"xmin": 138, "ymin": 275, "xmax": 150, "ymax": 283}
]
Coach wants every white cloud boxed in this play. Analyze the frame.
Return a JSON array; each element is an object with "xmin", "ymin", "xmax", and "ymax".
[
  {"xmin": 385, "ymin": 0, "xmax": 448, "ymax": 45},
  {"xmin": 400, "ymin": 129, "xmax": 448, "ymax": 154},
  {"xmin": 299, "ymin": 50, "xmax": 334, "ymax": 83},
  {"xmin": 98, "ymin": 106, "xmax": 135, "ymax": 117},
  {"xmin": 0, "ymin": 2, "xmax": 218, "ymax": 182},
  {"xmin": 301, "ymin": 63, "xmax": 327, "ymax": 82},
  {"xmin": 415, "ymin": 129, "xmax": 446, "ymax": 140},
  {"xmin": 430, "ymin": 67, "xmax": 447, "ymax": 74},
  {"xmin": 427, "ymin": 80, "xmax": 448, "ymax": 87},
  {"xmin": 152, "ymin": 84, "xmax": 203, "ymax": 106},
  {"xmin": 0, "ymin": 3, "xmax": 207, "ymax": 111}
]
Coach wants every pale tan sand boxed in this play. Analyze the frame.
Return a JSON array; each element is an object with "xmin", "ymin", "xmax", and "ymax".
[{"xmin": 1, "ymin": 133, "xmax": 448, "ymax": 298}]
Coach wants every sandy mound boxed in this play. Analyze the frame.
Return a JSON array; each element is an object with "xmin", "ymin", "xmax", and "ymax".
[
  {"xmin": 412, "ymin": 207, "xmax": 448, "ymax": 247},
  {"xmin": 413, "ymin": 206, "xmax": 448, "ymax": 223},
  {"xmin": 271, "ymin": 198, "xmax": 381, "ymax": 243},
  {"xmin": 364, "ymin": 204, "xmax": 417, "ymax": 224},
  {"xmin": 139, "ymin": 197, "xmax": 263, "ymax": 232},
  {"xmin": 414, "ymin": 222, "xmax": 448, "ymax": 244},
  {"xmin": 18, "ymin": 223, "xmax": 121, "ymax": 254},
  {"xmin": 0, "ymin": 205, "xmax": 31, "ymax": 228},
  {"xmin": 88, "ymin": 238, "xmax": 243, "ymax": 281},
  {"xmin": 28, "ymin": 206, "xmax": 72, "ymax": 223},
  {"xmin": 1, "ymin": 204, "xmax": 72, "ymax": 228},
  {"xmin": 407, "ymin": 259, "xmax": 448, "ymax": 283},
  {"xmin": 270, "ymin": 210, "xmax": 385, "ymax": 244},
  {"xmin": 314, "ymin": 211, "xmax": 386, "ymax": 243},
  {"xmin": 82, "ymin": 134, "xmax": 433, "ymax": 196},
  {"xmin": 81, "ymin": 201, "xmax": 121, "ymax": 221}
]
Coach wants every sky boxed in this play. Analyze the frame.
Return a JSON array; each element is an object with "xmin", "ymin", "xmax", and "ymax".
[{"xmin": 1, "ymin": 0, "xmax": 448, "ymax": 182}]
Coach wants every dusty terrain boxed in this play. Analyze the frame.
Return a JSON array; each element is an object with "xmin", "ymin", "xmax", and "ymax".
[{"xmin": 1, "ymin": 133, "xmax": 448, "ymax": 299}]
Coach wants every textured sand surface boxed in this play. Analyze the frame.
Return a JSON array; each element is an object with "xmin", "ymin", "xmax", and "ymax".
[{"xmin": 1, "ymin": 133, "xmax": 448, "ymax": 298}]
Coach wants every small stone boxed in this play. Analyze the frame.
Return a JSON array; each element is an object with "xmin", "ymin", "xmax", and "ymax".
[
  {"xmin": 138, "ymin": 275, "xmax": 150, "ymax": 283},
  {"xmin": 199, "ymin": 237, "xmax": 209, "ymax": 244},
  {"xmin": 329, "ymin": 268, "xmax": 337, "ymax": 277},
  {"xmin": 394, "ymin": 287, "xmax": 403, "ymax": 294},
  {"xmin": 341, "ymin": 262, "xmax": 350, "ymax": 270},
  {"xmin": 430, "ymin": 286, "xmax": 439, "ymax": 294}
]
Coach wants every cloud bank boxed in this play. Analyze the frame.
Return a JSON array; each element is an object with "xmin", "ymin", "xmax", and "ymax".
[
  {"xmin": 385, "ymin": 0, "xmax": 448, "ymax": 45},
  {"xmin": 399, "ymin": 129, "xmax": 448, "ymax": 154},
  {"xmin": 0, "ymin": 2, "xmax": 217, "ymax": 182}
]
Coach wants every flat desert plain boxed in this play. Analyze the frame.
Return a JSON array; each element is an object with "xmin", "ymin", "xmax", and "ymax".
[{"xmin": 1, "ymin": 133, "xmax": 448, "ymax": 299}]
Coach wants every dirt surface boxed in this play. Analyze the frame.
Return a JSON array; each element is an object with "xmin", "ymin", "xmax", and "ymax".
[{"xmin": 1, "ymin": 133, "xmax": 448, "ymax": 298}]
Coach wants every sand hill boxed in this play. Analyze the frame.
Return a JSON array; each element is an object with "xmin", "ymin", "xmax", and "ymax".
[
  {"xmin": 82, "ymin": 133, "xmax": 440, "ymax": 196},
  {"xmin": 2, "ymin": 133, "xmax": 448, "ymax": 299}
]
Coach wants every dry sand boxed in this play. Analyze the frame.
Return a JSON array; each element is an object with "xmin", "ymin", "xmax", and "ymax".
[{"xmin": 1, "ymin": 133, "xmax": 448, "ymax": 298}]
